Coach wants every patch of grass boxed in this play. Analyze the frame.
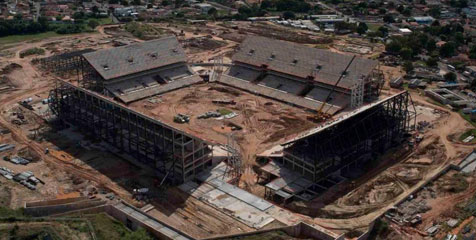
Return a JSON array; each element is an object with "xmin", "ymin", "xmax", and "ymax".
[
  {"xmin": 84, "ymin": 213, "xmax": 154, "ymax": 240},
  {"xmin": 367, "ymin": 23, "xmax": 382, "ymax": 32},
  {"xmin": 19, "ymin": 47, "xmax": 45, "ymax": 58},
  {"xmin": 459, "ymin": 129, "xmax": 476, "ymax": 143},
  {"xmin": 0, "ymin": 225, "xmax": 62, "ymax": 240},
  {"xmin": 87, "ymin": 17, "xmax": 113, "ymax": 25},
  {"xmin": 0, "ymin": 32, "xmax": 61, "ymax": 45},
  {"xmin": 459, "ymin": 110, "xmax": 476, "ymax": 127},
  {"xmin": 403, "ymin": 82, "xmax": 409, "ymax": 90},
  {"xmin": 68, "ymin": 221, "xmax": 90, "ymax": 233},
  {"xmin": 125, "ymin": 22, "xmax": 164, "ymax": 40},
  {"xmin": 217, "ymin": 108, "xmax": 233, "ymax": 116},
  {"xmin": 0, "ymin": 206, "xmax": 26, "ymax": 219},
  {"xmin": 314, "ymin": 44, "xmax": 329, "ymax": 49},
  {"xmin": 415, "ymin": 60, "xmax": 427, "ymax": 67},
  {"xmin": 86, "ymin": 213, "xmax": 130, "ymax": 240}
]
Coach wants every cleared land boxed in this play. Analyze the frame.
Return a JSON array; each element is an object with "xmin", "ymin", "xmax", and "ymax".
[{"xmin": 129, "ymin": 82, "xmax": 317, "ymax": 165}]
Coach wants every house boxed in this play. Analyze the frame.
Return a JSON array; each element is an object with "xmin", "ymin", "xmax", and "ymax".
[
  {"xmin": 399, "ymin": 28, "xmax": 412, "ymax": 35},
  {"xmin": 412, "ymin": 16, "xmax": 435, "ymax": 25}
]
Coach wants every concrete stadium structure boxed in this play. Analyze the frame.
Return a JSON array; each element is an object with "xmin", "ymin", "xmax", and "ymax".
[{"xmin": 46, "ymin": 35, "xmax": 414, "ymax": 192}]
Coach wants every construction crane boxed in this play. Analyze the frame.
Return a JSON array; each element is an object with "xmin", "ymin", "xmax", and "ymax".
[{"xmin": 309, "ymin": 55, "xmax": 356, "ymax": 122}]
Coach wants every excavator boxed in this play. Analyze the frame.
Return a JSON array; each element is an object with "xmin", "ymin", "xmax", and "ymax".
[{"xmin": 308, "ymin": 55, "xmax": 356, "ymax": 123}]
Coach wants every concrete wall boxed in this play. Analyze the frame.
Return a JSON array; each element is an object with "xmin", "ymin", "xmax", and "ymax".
[
  {"xmin": 203, "ymin": 222, "xmax": 339, "ymax": 240},
  {"xmin": 105, "ymin": 201, "xmax": 195, "ymax": 240},
  {"xmin": 203, "ymin": 225, "xmax": 297, "ymax": 240},
  {"xmin": 25, "ymin": 199, "xmax": 107, "ymax": 217},
  {"xmin": 50, "ymin": 205, "xmax": 110, "ymax": 217},
  {"xmin": 25, "ymin": 197, "xmax": 88, "ymax": 208}
]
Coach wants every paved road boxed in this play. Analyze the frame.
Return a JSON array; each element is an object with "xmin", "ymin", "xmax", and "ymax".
[{"xmin": 315, "ymin": 0, "xmax": 355, "ymax": 22}]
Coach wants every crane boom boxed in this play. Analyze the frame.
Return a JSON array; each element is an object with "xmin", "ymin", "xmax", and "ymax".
[{"xmin": 317, "ymin": 55, "xmax": 356, "ymax": 114}]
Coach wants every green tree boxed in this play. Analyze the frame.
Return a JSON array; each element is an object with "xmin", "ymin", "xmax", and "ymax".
[
  {"xmin": 162, "ymin": 0, "xmax": 169, "ymax": 6},
  {"xmin": 132, "ymin": 0, "xmax": 141, "ymax": 5},
  {"xmin": 92, "ymin": 5, "xmax": 99, "ymax": 13},
  {"xmin": 378, "ymin": 26, "xmax": 388, "ymax": 37},
  {"xmin": 470, "ymin": 46, "xmax": 476, "ymax": 59},
  {"xmin": 397, "ymin": 5, "xmax": 404, "ymax": 13},
  {"xmin": 282, "ymin": 11, "xmax": 296, "ymax": 19},
  {"xmin": 429, "ymin": 6, "xmax": 440, "ymax": 18},
  {"xmin": 444, "ymin": 72, "xmax": 457, "ymax": 82},
  {"xmin": 426, "ymin": 38, "xmax": 436, "ymax": 52},
  {"xmin": 357, "ymin": 22, "xmax": 368, "ymax": 35},
  {"xmin": 208, "ymin": 7, "xmax": 217, "ymax": 19},
  {"xmin": 73, "ymin": 11, "xmax": 85, "ymax": 19},
  {"xmin": 385, "ymin": 40, "xmax": 402, "ymax": 53},
  {"xmin": 400, "ymin": 47, "xmax": 413, "ymax": 60},
  {"xmin": 426, "ymin": 57, "xmax": 438, "ymax": 67},
  {"xmin": 439, "ymin": 42, "xmax": 456, "ymax": 57},
  {"xmin": 88, "ymin": 19, "xmax": 100, "ymax": 29},
  {"xmin": 383, "ymin": 14, "xmax": 395, "ymax": 23},
  {"xmin": 260, "ymin": 0, "xmax": 273, "ymax": 9},
  {"xmin": 403, "ymin": 61, "xmax": 414, "ymax": 73}
]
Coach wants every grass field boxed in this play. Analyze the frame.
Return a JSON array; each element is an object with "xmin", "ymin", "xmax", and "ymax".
[
  {"xmin": 88, "ymin": 17, "xmax": 114, "ymax": 25},
  {"xmin": 0, "ymin": 210, "xmax": 152, "ymax": 240},
  {"xmin": 0, "ymin": 32, "xmax": 62, "ymax": 45},
  {"xmin": 367, "ymin": 23, "xmax": 382, "ymax": 32}
]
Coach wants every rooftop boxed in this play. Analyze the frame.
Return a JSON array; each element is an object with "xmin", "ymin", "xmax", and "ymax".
[
  {"xmin": 232, "ymin": 36, "xmax": 378, "ymax": 90},
  {"xmin": 83, "ymin": 36, "xmax": 186, "ymax": 81}
]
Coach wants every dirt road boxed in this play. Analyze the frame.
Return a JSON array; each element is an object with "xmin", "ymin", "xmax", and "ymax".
[{"xmin": 309, "ymin": 91, "xmax": 474, "ymax": 231}]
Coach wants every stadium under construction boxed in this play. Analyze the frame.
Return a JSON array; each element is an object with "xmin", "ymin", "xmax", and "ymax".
[{"xmin": 45, "ymin": 35, "xmax": 416, "ymax": 201}]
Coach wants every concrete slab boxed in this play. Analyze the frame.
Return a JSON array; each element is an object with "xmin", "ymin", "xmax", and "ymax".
[{"xmin": 209, "ymin": 178, "xmax": 273, "ymax": 211}]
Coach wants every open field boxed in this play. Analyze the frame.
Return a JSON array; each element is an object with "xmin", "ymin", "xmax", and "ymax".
[{"xmin": 0, "ymin": 32, "xmax": 66, "ymax": 45}]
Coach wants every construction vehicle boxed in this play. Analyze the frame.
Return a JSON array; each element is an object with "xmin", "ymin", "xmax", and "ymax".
[
  {"xmin": 133, "ymin": 188, "xmax": 149, "ymax": 201},
  {"xmin": 173, "ymin": 114, "xmax": 190, "ymax": 123},
  {"xmin": 308, "ymin": 55, "xmax": 356, "ymax": 122}
]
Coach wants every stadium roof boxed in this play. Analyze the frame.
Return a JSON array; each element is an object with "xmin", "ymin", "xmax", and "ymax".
[
  {"xmin": 83, "ymin": 36, "xmax": 186, "ymax": 80},
  {"xmin": 232, "ymin": 36, "xmax": 378, "ymax": 90}
]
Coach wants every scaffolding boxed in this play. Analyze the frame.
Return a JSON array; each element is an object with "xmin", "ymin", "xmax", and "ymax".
[
  {"xmin": 210, "ymin": 54, "xmax": 224, "ymax": 82},
  {"xmin": 350, "ymin": 77, "xmax": 364, "ymax": 108},
  {"xmin": 38, "ymin": 49, "xmax": 94, "ymax": 77},
  {"xmin": 48, "ymin": 80, "xmax": 214, "ymax": 184},
  {"xmin": 223, "ymin": 133, "xmax": 242, "ymax": 184},
  {"xmin": 280, "ymin": 91, "xmax": 416, "ymax": 182}
]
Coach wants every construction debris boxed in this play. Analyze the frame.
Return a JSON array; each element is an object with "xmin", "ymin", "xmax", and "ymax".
[
  {"xmin": 8, "ymin": 156, "xmax": 31, "ymax": 165},
  {"xmin": 212, "ymin": 99, "xmax": 236, "ymax": 105},
  {"xmin": 198, "ymin": 111, "xmax": 221, "ymax": 119},
  {"xmin": 0, "ymin": 143, "xmax": 15, "ymax": 152},
  {"xmin": 174, "ymin": 114, "xmax": 190, "ymax": 123}
]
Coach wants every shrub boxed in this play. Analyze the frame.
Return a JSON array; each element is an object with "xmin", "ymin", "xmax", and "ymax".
[{"xmin": 19, "ymin": 48, "xmax": 45, "ymax": 58}]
